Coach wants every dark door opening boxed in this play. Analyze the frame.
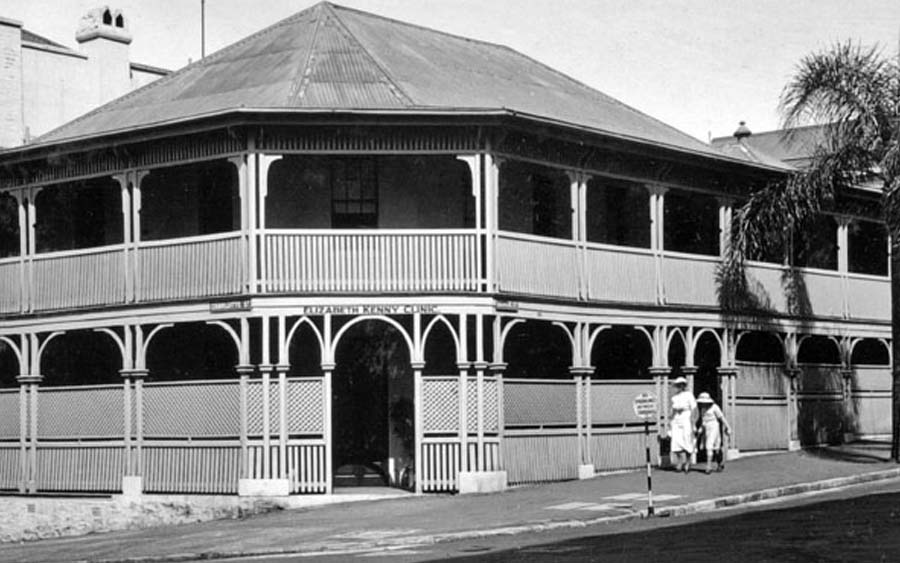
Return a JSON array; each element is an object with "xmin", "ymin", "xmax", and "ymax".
[{"xmin": 332, "ymin": 320, "xmax": 414, "ymax": 488}]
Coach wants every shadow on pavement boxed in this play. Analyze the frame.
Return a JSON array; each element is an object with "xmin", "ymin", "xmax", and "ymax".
[{"xmin": 802, "ymin": 440, "xmax": 892, "ymax": 465}]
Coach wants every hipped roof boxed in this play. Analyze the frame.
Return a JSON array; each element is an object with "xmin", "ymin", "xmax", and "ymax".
[{"xmin": 25, "ymin": 2, "xmax": 774, "ymax": 170}]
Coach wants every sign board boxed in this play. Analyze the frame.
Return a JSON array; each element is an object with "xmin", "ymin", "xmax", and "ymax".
[{"xmin": 633, "ymin": 393, "xmax": 658, "ymax": 419}]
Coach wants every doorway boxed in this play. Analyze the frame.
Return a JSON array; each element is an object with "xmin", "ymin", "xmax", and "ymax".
[{"xmin": 332, "ymin": 319, "xmax": 414, "ymax": 488}]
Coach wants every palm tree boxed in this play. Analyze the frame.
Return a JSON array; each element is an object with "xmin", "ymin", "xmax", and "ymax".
[{"xmin": 719, "ymin": 41, "xmax": 900, "ymax": 459}]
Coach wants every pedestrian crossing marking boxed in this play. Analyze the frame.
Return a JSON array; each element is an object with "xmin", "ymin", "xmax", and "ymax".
[
  {"xmin": 548, "ymin": 494, "xmax": 684, "ymax": 512},
  {"xmin": 546, "ymin": 502, "xmax": 597, "ymax": 510},
  {"xmin": 604, "ymin": 493, "xmax": 644, "ymax": 501}
]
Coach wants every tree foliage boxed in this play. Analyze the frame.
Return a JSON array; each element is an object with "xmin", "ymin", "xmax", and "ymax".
[{"xmin": 718, "ymin": 40, "xmax": 900, "ymax": 458}]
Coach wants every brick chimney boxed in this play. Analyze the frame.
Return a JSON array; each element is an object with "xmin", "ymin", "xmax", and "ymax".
[
  {"xmin": 76, "ymin": 6, "xmax": 132, "ymax": 108},
  {"xmin": 0, "ymin": 16, "xmax": 23, "ymax": 147}
]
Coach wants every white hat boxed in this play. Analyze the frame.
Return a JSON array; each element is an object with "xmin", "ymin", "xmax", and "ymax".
[
  {"xmin": 697, "ymin": 392, "xmax": 714, "ymax": 404},
  {"xmin": 672, "ymin": 376, "xmax": 688, "ymax": 386}
]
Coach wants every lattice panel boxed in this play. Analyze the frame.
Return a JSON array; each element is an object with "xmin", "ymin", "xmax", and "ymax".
[
  {"xmin": 247, "ymin": 380, "xmax": 277, "ymax": 435},
  {"xmin": 423, "ymin": 377, "xmax": 459, "ymax": 434},
  {"xmin": 143, "ymin": 381, "xmax": 240, "ymax": 438},
  {"xmin": 37, "ymin": 386, "xmax": 123, "ymax": 439},
  {"xmin": 288, "ymin": 379, "xmax": 324, "ymax": 434},
  {"xmin": 466, "ymin": 378, "xmax": 477, "ymax": 432},
  {"xmin": 504, "ymin": 380, "xmax": 577, "ymax": 426},
  {"xmin": 484, "ymin": 378, "xmax": 499, "ymax": 433},
  {"xmin": 464, "ymin": 378, "xmax": 500, "ymax": 433},
  {"xmin": 0, "ymin": 391, "xmax": 19, "ymax": 439}
]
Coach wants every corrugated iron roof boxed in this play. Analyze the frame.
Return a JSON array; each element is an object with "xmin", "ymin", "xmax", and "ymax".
[
  {"xmin": 710, "ymin": 137, "xmax": 795, "ymax": 171},
  {"xmin": 30, "ymin": 2, "xmax": 765, "ymax": 167},
  {"xmin": 711, "ymin": 124, "xmax": 827, "ymax": 166}
]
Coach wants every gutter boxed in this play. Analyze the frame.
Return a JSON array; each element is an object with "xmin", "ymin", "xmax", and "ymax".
[{"xmin": 1, "ymin": 107, "xmax": 788, "ymax": 174}]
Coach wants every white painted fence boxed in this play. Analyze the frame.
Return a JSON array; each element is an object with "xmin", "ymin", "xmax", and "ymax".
[{"xmin": 264, "ymin": 229, "xmax": 480, "ymax": 293}]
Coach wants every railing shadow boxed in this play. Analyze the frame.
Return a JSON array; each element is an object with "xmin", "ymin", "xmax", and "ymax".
[{"xmin": 803, "ymin": 439, "xmax": 892, "ymax": 464}]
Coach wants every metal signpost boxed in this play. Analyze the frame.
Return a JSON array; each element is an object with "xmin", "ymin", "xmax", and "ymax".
[{"xmin": 633, "ymin": 392, "xmax": 658, "ymax": 516}]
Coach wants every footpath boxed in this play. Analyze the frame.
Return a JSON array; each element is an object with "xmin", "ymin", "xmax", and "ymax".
[{"xmin": 0, "ymin": 442, "xmax": 898, "ymax": 563}]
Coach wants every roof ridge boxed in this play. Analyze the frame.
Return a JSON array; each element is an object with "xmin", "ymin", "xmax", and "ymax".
[
  {"xmin": 331, "ymin": 2, "xmax": 707, "ymax": 149},
  {"xmin": 322, "ymin": 3, "xmax": 414, "ymax": 107},
  {"xmin": 286, "ymin": 2, "xmax": 327, "ymax": 105},
  {"xmin": 36, "ymin": 4, "xmax": 323, "ymax": 143},
  {"xmin": 326, "ymin": 3, "xmax": 528, "ymax": 54}
]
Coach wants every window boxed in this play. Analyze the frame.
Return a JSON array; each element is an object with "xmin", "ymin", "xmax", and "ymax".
[
  {"xmin": 664, "ymin": 190, "xmax": 719, "ymax": 256},
  {"xmin": 848, "ymin": 219, "xmax": 887, "ymax": 276},
  {"xmin": 0, "ymin": 193, "xmax": 18, "ymax": 259},
  {"xmin": 499, "ymin": 160, "xmax": 570, "ymax": 239},
  {"xmin": 331, "ymin": 159, "xmax": 378, "ymax": 228},
  {"xmin": 585, "ymin": 178, "xmax": 650, "ymax": 248},
  {"xmin": 793, "ymin": 215, "xmax": 837, "ymax": 270},
  {"xmin": 35, "ymin": 178, "xmax": 123, "ymax": 252},
  {"xmin": 141, "ymin": 160, "xmax": 239, "ymax": 241}
]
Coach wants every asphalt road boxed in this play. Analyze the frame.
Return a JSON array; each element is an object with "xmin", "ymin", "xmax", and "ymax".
[{"xmin": 221, "ymin": 478, "xmax": 900, "ymax": 562}]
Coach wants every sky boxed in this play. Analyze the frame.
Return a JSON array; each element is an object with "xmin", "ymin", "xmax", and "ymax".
[{"xmin": 4, "ymin": 0, "xmax": 900, "ymax": 142}]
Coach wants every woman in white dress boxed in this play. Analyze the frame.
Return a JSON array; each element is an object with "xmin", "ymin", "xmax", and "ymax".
[
  {"xmin": 668, "ymin": 376, "xmax": 696, "ymax": 473},
  {"xmin": 696, "ymin": 392, "xmax": 731, "ymax": 474}
]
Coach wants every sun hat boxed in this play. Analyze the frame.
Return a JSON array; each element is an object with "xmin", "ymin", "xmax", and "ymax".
[
  {"xmin": 697, "ymin": 392, "xmax": 714, "ymax": 403},
  {"xmin": 672, "ymin": 376, "xmax": 688, "ymax": 386}
]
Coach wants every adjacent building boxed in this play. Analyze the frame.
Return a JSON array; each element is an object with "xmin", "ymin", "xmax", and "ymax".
[
  {"xmin": 0, "ymin": 2, "xmax": 890, "ymax": 497},
  {"xmin": 0, "ymin": 6, "xmax": 169, "ymax": 148}
]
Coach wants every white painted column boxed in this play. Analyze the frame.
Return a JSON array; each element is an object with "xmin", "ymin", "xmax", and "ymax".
[
  {"xmin": 246, "ymin": 141, "xmax": 258, "ymax": 294},
  {"xmin": 457, "ymin": 156, "xmax": 482, "ymax": 291},
  {"xmin": 114, "ymin": 173, "xmax": 131, "ymax": 303},
  {"xmin": 646, "ymin": 184, "xmax": 668, "ymax": 305},
  {"xmin": 412, "ymin": 361, "xmax": 424, "ymax": 493},
  {"xmin": 837, "ymin": 215, "xmax": 850, "ymax": 319},
  {"xmin": 25, "ymin": 187, "xmax": 38, "ymax": 312},
  {"xmin": 131, "ymin": 171, "xmax": 148, "ymax": 302},
  {"xmin": 230, "ymin": 155, "xmax": 250, "ymax": 294},
  {"xmin": 484, "ymin": 152, "xmax": 500, "ymax": 293},
  {"xmin": 457, "ymin": 313, "xmax": 469, "ymax": 472},
  {"xmin": 323, "ymin": 366, "xmax": 334, "ymax": 494},
  {"xmin": 718, "ymin": 197, "xmax": 734, "ymax": 257},
  {"xmin": 236, "ymin": 364, "xmax": 254, "ymax": 480},
  {"xmin": 567, "ymin": 171, "xmax": 587, "ymax": 299},
  {"xmin": 257, "ymin": 155, "xmax": 282, "ymax": 294},
  {"xmin": 14, "ymin": 190, "xmax": 26, "ymax": 313}
]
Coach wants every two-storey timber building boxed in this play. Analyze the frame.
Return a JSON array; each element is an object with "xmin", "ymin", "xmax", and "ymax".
[{"xmin": 0, "ymin": 2, "xmax": 891, "ymax": 496}]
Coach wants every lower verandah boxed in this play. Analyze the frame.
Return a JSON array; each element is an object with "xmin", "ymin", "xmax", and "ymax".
[{"xmin": 0, "ymin": 314, "xmax": 889, "ymax": 495}]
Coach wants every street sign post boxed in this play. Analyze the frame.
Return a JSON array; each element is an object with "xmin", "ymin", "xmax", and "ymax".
[{"xmin": 633, "ymin": 392, "xmax": 658, "ymax": 516}]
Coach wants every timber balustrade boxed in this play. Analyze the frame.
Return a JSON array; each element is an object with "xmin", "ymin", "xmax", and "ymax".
[
  {"xmin": 263, "ymin": 229, "xmax": 480, "ymax": 294},
  {"xmin": 495, "ymin": 231, "xmax": 890, "ymax": 322},
  {"xmin": 0, "ymin": 227, "xmax": 887, "ymax": 317}
]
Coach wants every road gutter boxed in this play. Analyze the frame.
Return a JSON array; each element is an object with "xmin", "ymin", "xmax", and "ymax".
[{"xmin": 87, "ymin": 467, "xmax": 900, "ymax": 563}]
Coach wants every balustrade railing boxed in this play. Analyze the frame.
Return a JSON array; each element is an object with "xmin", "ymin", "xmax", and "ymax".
[
  {"xmin": 0, "ymin": 258, "xmax": 21, "ymax": 314},
  {"xmin": 32, "ymin": 245, "xmax": 126, "ymax": 311},
  {"xmin": 496, "ymin": 233, "xmax": 579, "ymax": 298},
  {"xmin": 263, "ymin": 229, "xmax": 480, "ymax": 294},
  {"xmin": 0, "ymin": 226, "xmax": 889, "ymax": 319},
  {"xmin": 138, "ymin": 232, "xmax": 244, "ymax": 302}
]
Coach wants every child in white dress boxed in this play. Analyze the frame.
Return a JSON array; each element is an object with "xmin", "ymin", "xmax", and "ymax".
[{"xmin": 696, "ymin": 392, "xmax": 731, "ymax": 474}]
